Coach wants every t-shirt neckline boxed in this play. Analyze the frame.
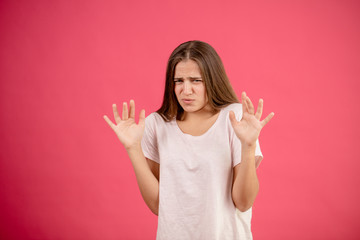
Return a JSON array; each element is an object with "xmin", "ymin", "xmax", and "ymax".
[{"xmin": 173, "ymin": 108, "xmax": 224, "ymax": 138}]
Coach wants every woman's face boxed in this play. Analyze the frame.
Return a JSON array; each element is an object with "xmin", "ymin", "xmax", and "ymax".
[{"xmin": 174, "ymin": 59, "xmax": 209, "ymax": 114}]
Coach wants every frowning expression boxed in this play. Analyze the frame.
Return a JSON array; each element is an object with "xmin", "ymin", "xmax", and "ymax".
[{"xmin": 174, "ymin": 59, "xmax": 209, "ymax": 113}]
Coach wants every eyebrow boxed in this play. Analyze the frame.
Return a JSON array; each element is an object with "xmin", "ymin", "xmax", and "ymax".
[{"xmin": 173, "ymin": 77, "xmax": 202, "ymax": 80}]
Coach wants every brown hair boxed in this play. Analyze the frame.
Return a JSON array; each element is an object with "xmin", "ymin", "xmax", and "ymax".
[{"xmin": 156, "ymin": 40, "xmax": 239, "ymax": 121}]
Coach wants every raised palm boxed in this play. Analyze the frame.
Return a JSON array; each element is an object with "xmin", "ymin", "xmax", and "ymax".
[
  {"xmin": 104, "ymin": 100, "xmax": 145, "ymax": 150},
  {"xmin": 229, "ymin": 92, "xmax": 274, "ymax": 146}
]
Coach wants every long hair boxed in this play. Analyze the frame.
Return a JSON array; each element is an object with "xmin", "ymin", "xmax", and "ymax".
[{"xmin": 156, "ymin": 40, "xmax": 239, "ymax": 121}]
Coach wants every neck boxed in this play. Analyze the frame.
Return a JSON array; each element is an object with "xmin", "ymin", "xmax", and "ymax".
[{"xmin": 181, "ymin": 105, "xmax": 219, "ymax": 122}]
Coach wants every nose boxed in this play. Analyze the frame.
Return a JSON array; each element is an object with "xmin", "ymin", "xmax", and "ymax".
[{"xmin": 183, "ymin": 81, "xmax": 193, "ymax": 95}]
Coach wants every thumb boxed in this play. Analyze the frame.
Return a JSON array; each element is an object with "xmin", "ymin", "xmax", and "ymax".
[
  {"xmin": 138, "ymin": 109, "xmax": 146, "ymax": 126},
  {"xmin": 229, "ymin": 111, "xmax": 238, "ymax": 126}
]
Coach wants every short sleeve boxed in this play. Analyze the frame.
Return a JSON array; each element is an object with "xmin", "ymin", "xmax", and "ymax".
[
  {"xmin": 229, "ymin": 104, "xmax": 264, "ymax": 169},
  {"xmin": 141, "ymin": 113, "xmax": 160, "ymax": 164}
]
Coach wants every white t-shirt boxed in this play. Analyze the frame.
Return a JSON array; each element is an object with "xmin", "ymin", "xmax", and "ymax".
[{"xmin": 141, "ymin": 103, "xmax": 263, "ymax": 240}]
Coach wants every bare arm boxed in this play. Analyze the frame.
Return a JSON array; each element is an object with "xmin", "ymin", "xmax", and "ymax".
[{"xmin": 232, "ymin": 144, "xmax": 258, "ymax": 212}]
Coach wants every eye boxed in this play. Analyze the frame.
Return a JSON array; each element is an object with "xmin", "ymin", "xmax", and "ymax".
[
  {"xmin": 193, "ymin": 79, "xmax": 203, "ymax": 83},
  {"xmin": 174, "ymin": 79, "xmax": 183, "ymax": 84}
]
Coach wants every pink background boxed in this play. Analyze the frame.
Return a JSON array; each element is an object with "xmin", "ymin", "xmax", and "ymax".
[{"xmin": 1, "ymin": 0, "xmax": 359, "ymax": 239}]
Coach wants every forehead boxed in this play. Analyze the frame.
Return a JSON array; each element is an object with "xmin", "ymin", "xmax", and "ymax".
[{"xmin": 174, "ymin": 59, "xmax": 202, "ymax": 78}]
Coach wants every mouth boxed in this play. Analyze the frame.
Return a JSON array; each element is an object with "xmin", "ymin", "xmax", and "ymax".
[{"xmin": 182, "ymin": 99, "xmax": 194, "ymax": 104}]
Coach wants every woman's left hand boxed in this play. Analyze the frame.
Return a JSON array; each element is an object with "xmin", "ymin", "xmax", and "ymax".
[{"xmin": 229, "ymin": 92, "xmax": 274, "ymax": 147}]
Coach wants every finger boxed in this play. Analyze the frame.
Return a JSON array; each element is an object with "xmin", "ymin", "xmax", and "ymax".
[
  {"xmin": 129, "ymin": 99, "xmax": 135, "ymax": 119},
  {"xmin": 138, "ymin": 109, "xmax": 146, "ymax": 126},
  {"xmin": 122, "ymin": 102, "xmax": 128, "ymax": 120},
  {"xmin": 103, "ymin": 115, "xmax": 115, "ymax": 130},
  {"xmin": 241, "ymin": 92, "xmax": 248, "ymax": 114},
  {"xmin": 246, "ymin": 96, "xmax": 254, "ymax": 115},
  {"xmin": 255, "ymin": 99, "xmax": 263, "ymax": 120},
  {"xmin": 229, "ymin": 110, "xmax": 238, "ymax": 126},
  {"xmin": 112, "ymin": 104, "xmax": 121, "ymax": 124},
  {"xmin": 261, "ymin": 112, "xmax": 275, "ymax": 128}
]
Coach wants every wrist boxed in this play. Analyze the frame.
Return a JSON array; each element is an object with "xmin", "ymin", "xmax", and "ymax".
[
  {"xmin": 125, "ymin": 143, "xmax": 142, "ymax": 153},
  {"xmin": 240, "ymin": 142, "xmax": 256, "ymax": 166},
  {"xmin": 241, "ymin": 141, "xmax": 256, "ymax": 148}
]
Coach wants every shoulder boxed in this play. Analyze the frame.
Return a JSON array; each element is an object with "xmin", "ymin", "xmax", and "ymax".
[
  {"xmin": 222, "ymin": 103, "xmax": 242, "ymax": 111},
  {"xmin": 145, "ymin": 112, "xmax": 169, "ymax": 125},
  {"xmin": 221, "ymin": 103, "xmax": 243, "ymax": 120},
  {"xmin": 143, "ymin": 112, "xmax": 173, "ymax": 137},
  {"xmin": 143, "ymin": 113, "xmax": 162, "ymax": 136}
]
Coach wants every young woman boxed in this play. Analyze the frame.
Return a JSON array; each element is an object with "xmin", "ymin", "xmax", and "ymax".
[{"xmin": 104, "ymin": 40, "xmax": 274, "ymax": 240}]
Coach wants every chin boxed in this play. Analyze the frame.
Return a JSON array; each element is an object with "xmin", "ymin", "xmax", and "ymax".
[
  {"xmin": 180, "ymin": 105, "xmax": 193, "ymax": 111},
  {"xmin": 182, "ymin": 106, "xmax": 202, "ymax": 113}
]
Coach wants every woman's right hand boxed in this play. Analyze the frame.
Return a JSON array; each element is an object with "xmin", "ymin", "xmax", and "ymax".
[{"xmin": 103, "ymin": 100, "xmax": 146, "ymax": 150}]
